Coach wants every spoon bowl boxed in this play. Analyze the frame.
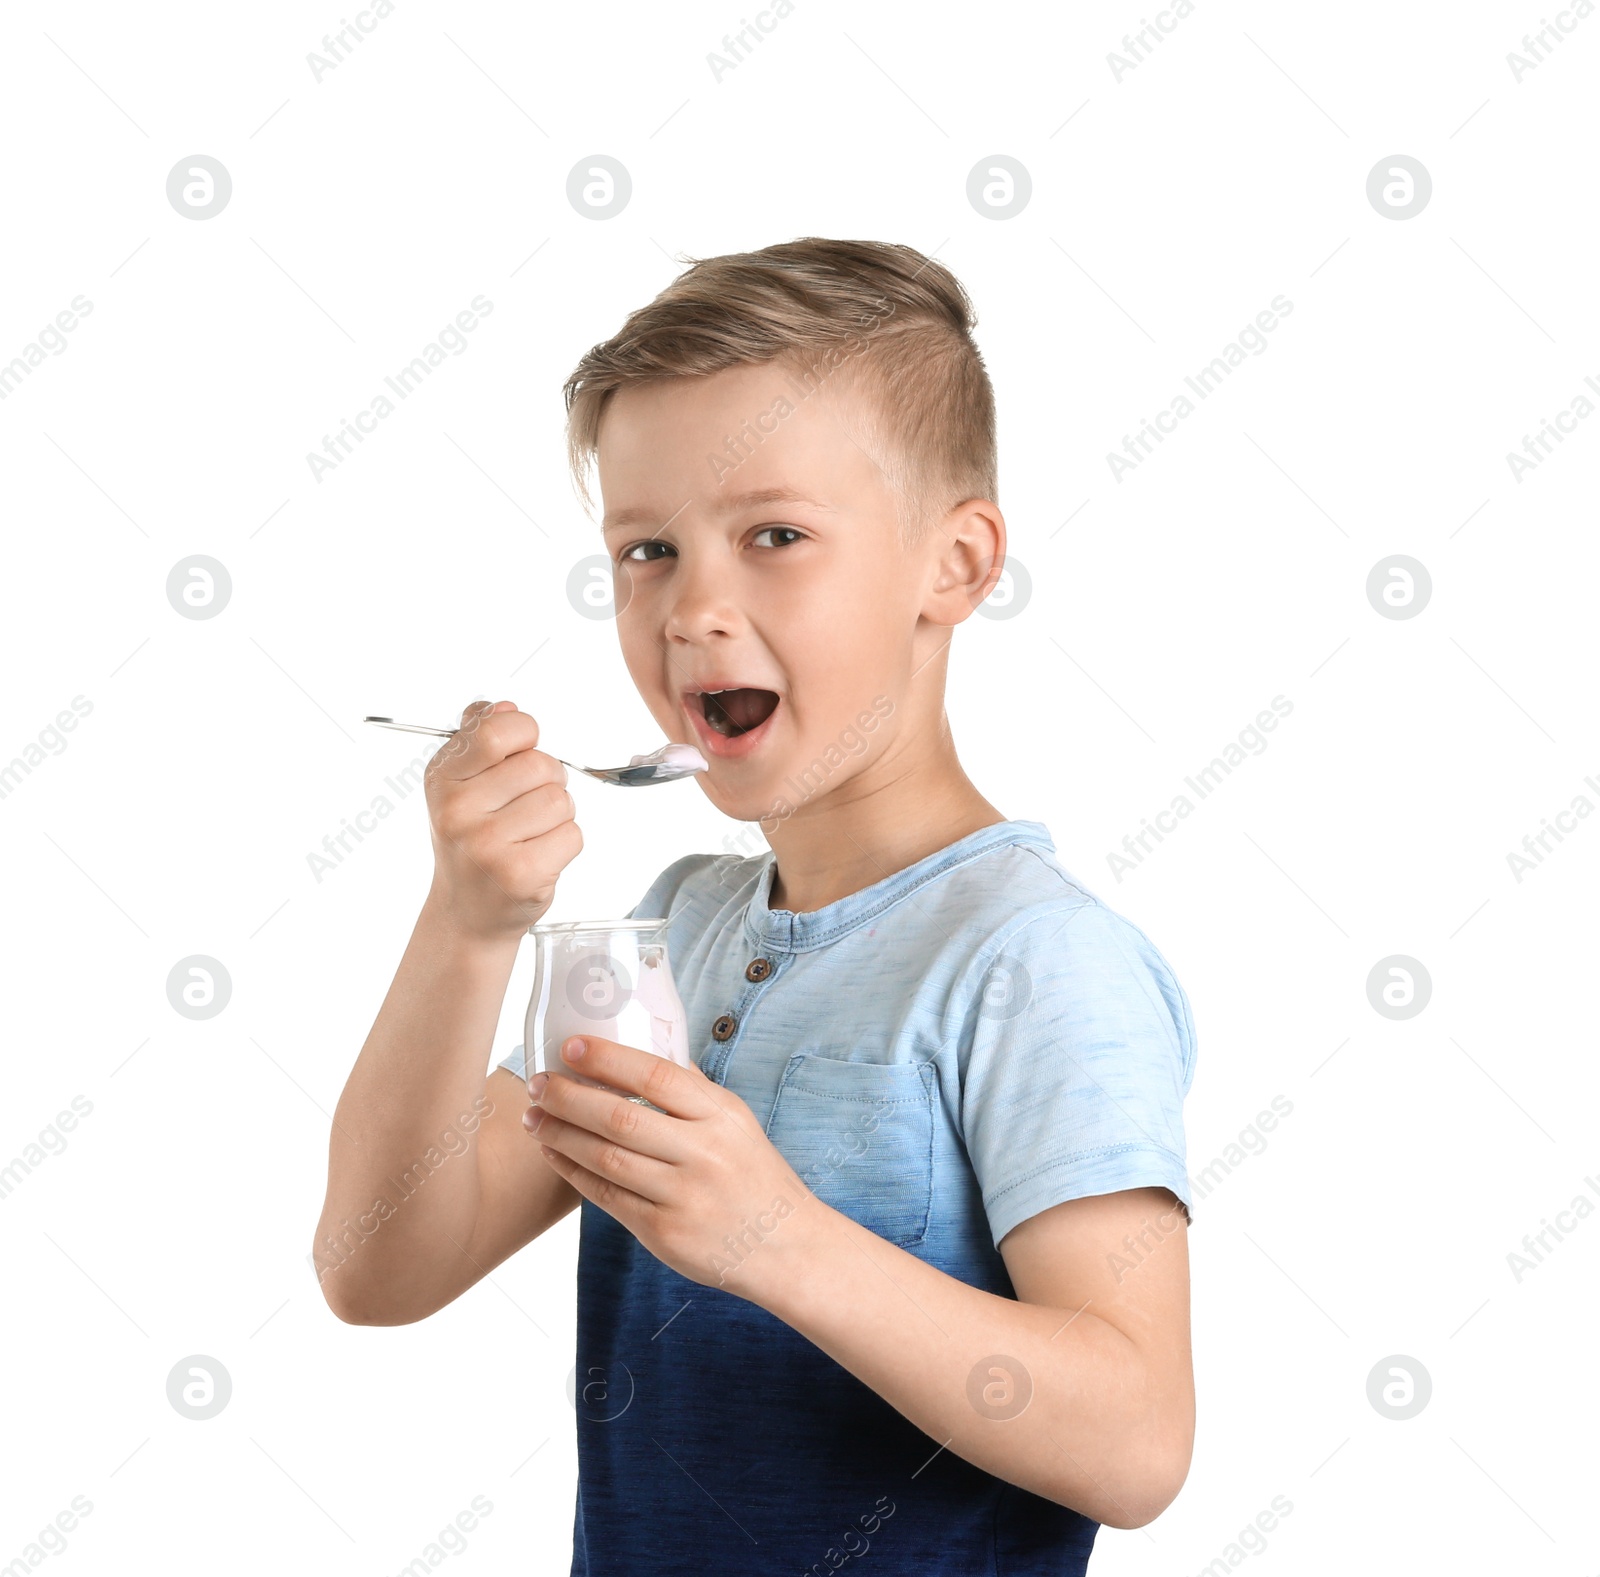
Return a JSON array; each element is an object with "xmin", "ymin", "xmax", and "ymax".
[{"xmin": 363, "ymin": 718, "xmax": 707, "ymax": 787}]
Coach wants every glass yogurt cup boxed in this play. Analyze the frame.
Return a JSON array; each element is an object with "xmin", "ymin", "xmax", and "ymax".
[{"xmin": 523, "ymin": 918, "xmax": 691, "ymax": 1108}]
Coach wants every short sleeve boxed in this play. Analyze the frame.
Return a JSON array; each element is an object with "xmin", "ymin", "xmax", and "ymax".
[
  {"xmin": 492, "ymin": 854, "xmax": 708, "ymax": 1083},
  {"xmin": 960, "ymin": 897, "xmax": 1197, "ymax": 1251},
  {"xmin": 497, "ymin": 1041, "xmax": 530, "ymax": 1080}
]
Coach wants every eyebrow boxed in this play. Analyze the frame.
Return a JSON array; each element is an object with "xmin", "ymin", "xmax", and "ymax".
[{"xmin": 602, "ymin": 486, "xmax": 836, "ymax": 533}]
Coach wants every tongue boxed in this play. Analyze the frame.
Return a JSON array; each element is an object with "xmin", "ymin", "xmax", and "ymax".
[{"xmin": 717, "ymin": 688, "xmax": 778, "ymax": 731}]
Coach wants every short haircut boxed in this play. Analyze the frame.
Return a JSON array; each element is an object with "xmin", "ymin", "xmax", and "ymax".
[{"xmin": 563, "ymin": 237, "xmax": 997, "ymax": 541}]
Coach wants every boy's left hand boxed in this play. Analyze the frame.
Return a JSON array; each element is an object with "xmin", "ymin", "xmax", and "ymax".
[{"xmin": 523, "ymin": 1035, "xmax": 818, "ymax": 1296}]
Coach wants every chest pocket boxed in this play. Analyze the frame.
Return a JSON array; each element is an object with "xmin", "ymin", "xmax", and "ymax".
[{"xmin": 764, "ymin": 1052, "xmax": 935, "ymax": 1249}]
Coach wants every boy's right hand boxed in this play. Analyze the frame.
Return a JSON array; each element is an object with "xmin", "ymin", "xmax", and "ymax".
[{"xmin": 423, "ymin": 699, "xmax": 582, "ymax": 942}]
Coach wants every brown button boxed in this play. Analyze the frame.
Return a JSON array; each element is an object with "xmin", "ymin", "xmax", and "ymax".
[
  {"xmin": 711, "ymin": 1014, "xmax": 737, "ymax": 1042},
  {"xmin": 745, "ymin": 958, "xmax": 772, "ymax": 982}
]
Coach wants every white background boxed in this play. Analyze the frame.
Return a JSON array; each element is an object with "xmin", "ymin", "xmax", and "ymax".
[{"xmin": 2, "ymin": 1, "xmax": 1596, "ymax": 1572}]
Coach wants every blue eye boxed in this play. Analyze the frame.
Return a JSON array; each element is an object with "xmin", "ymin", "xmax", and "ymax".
[
  {"xmin": 619, "ymin": 540, "xmax": 675, "ymax": 563},
  {"xmin": 752, "ymin": 526, "xmax": 804, "ymax": 548}
]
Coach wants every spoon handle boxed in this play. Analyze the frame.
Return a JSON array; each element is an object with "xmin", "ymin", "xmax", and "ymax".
[
  {"xmin": 363, "ymin": 717, "xmax": 587, "ymax": 777},
  {"xmin": 363, "ymin": 718, "xmax": 456, "ymax": 738}
]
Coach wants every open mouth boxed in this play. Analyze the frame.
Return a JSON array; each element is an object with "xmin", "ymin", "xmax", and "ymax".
[
  {"xmin": 684, "ymin": 686, "xmax": 782, "ymax": 758},
  {"xmin": 697, "ymin": 688, "xmax": 780, "ymax": 738}
]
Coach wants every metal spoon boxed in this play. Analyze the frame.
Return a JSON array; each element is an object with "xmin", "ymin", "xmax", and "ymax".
[{"xmin": 363, "ymin": 717, "xmax": 708, "ymax": 787}]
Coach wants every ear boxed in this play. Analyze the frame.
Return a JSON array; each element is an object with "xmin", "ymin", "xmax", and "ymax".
[{"xmin": 920, "ymin": 497, "xmax": 1007, "ymax": 626}]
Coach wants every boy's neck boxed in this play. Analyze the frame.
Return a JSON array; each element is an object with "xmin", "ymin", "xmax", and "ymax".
[{"xmin": 763, "ymin": 730, "xmax": 1006, "ymax": 914}]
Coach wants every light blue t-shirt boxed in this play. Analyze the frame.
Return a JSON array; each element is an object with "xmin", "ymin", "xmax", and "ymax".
[{"xmin": 498, "ymin": 817, "xmax": 1197, "ymax": 1575}]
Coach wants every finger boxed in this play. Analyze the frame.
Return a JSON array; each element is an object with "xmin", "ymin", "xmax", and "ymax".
[
  {"xmin": 481, "ymin": 779, "xmax": 573, "ymax": 844},
  {"xmin": 460, "ymin": 697, "xmax": 517, "ymax": 726},
  {"xmin": 432, "ymin": 705, "xmax": 541, "ymax": 782},
  {"xmin": 530, "ymin": 1107, "xmax": 675, "ymax": 1203},
  {"xmin": 532, "ymin": 1069, "xmax": 692, "ymax": 1164},
  {"xmin": 467, "ymin": 747, "xmax": 569, "ymax": 816},
  {"xmin": 536, "ymin": 1141, "xmax": 652, "ymax": 1227},
  {"xmin": 563, "ymin": 1036, "xmax": 718, "ymax": 1123},
  {"xmin": 452, "ymin": 697, "xmax": 512, "ymax": 750}
]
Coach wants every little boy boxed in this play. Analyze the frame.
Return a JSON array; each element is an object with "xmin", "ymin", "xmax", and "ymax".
[{"xmin": 315, "ymin": 238, "xmax": 1197, "ymax": 1575}]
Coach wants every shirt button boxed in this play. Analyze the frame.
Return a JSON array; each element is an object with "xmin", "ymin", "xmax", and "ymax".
[
  {"xmin": 745, "ymin": 958, "xmax": 772, "ymax": 982},
  {"xmin": 711, "ymin": 1014, "xmax": 737, "ymax": 1042}
]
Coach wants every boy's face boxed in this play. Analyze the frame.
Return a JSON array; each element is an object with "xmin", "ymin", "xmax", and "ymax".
[{"xmin": 595, "ymin": 360, "xmax": 947, "ymax": 826}]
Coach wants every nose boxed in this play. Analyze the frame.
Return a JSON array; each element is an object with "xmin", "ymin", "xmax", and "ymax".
[{"xmin": 661, "ymin": 547, "xmax": 741, "ymax": 646}]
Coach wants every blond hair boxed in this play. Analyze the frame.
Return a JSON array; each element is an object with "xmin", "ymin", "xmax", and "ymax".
[{"xmin": 563, "ymin": 237, "xmax": 996, "ymax": 541}]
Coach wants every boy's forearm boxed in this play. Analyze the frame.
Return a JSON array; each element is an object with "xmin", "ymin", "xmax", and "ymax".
[
  {"xmin": 739, "ymin": 1201, "xmax": 1187, "ymax": 1528},
  {"xmin": 313, "ymin": 892, "xmax": 521, "ymax": 1312}
]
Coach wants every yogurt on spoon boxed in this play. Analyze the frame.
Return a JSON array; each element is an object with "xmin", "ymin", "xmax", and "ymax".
[{"xmin": 627, "ymin": 742, "xmax": 709, "ymax": 777}]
